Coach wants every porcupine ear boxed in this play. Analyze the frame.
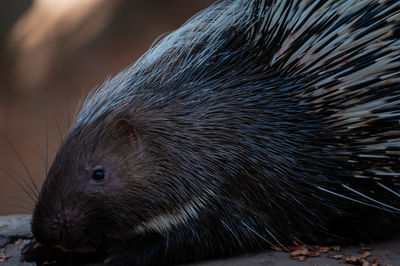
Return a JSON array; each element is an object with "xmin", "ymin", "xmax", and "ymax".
[{"xmin": 110, "ymin": 118, "xmax": 143, "ymax": 157}]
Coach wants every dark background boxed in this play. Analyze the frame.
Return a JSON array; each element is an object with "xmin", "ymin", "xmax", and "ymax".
[{"xmin": 0, "ymin": 0, "xmax": 214, "ymax": 215}]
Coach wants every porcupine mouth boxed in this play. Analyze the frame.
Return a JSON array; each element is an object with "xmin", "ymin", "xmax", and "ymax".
[{"xmin": 55, "ymin": 239, "xmax": 96, "ymax": 253}]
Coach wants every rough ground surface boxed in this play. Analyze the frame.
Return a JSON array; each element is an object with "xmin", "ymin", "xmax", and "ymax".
[{"xmin": 0, "ymin": 215, "xmax": 399, "ymax": 266}]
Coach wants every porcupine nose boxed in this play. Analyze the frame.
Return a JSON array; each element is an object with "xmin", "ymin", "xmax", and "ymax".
[
  {"xmin": 53, "ymin": 212, "xmax": 71, "ymax": 236},
  {"xmin": 48, "ymin": 209, "xmax": 83, "ymax": 249}
]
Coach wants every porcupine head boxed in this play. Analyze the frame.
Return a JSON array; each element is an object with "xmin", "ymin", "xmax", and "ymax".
[{"xmin": 25, "ymin": 0, "xmax": 400, "ymax": 265}]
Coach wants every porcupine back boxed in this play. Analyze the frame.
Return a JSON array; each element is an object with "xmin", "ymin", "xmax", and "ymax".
[{"xmin": 71, "ymin": 0, "xmax": 400, "ymax": 248}]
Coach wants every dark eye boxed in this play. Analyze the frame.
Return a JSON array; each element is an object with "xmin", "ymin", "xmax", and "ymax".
[{"xmin": 92, "ymin": 169, "xmax": 106, "ymax": 182}]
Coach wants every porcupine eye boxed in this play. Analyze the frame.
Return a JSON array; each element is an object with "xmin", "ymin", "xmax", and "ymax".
[{"xmin": 92, "ymin": 169, "xmax": 106, "ymax": 182}]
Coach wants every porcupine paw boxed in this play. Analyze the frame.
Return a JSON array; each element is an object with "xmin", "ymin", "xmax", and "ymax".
[
  {"xmin": 21, "ymin": 238, "xmax": 105, "ymax": 265},
  {"xmin": 21, "ymin": 239, "xmax": 58, "ymax": 265}
]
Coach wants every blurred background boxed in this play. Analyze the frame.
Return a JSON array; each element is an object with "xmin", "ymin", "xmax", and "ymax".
[{"xmin": 0, "ymin": 0, "xmax": 214, "ymax": 215}]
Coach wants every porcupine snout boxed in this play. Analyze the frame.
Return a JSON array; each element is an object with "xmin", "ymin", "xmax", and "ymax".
[{"xmin": 32, "ymin": 206, "xmax": 86, "ymax": 250}]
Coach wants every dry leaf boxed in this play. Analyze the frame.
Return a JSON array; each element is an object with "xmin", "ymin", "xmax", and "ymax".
[
  {"xmin": 270, "ymin": 246, "xmax": 282, "ymax": 251},
  {"xmin": 0, "ymin": 255, "xmax": 10, "ymax": 263},
  {"xmin": 361, "ymin": 247, "xmax": 373, "ymax": 251},
  {"xmin": 309, "ymin": 251, "xmax": 320, "ymax": 257},
  {"xmin": 345, "ymin": 255, "xmax": 360, "ymax": 263},
  {"xmin": 291, "ymin": 248, "xmax": 310, "ymax": 257},
  {"xmin": 319, "ymin": 246, "xmax": 330, "ymax": 253},
  {"xmin": 361, "ymin": 251, "xmax": 372, "ymax": 258}
]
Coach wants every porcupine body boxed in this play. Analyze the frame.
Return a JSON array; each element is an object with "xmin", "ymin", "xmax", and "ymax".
[{"xmin": 24, "ymin": 0, "xmax": 400, "ymax": 265}]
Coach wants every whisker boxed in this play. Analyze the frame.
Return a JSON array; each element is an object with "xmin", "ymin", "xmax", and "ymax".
[
  {"xmin": 0, "ymin": 204, "xmax": 33, "ymax": 213},
  {"xmin": 36, "ymin": 94, "xmax": 63, "ymax": 146},
  {"xmin": 0, "ymin": 195, "xmax": 36, "ymax": 207},
  {"xmin": 0, "ymin": 168, "xmax": 37, "ymax": 204},
  {"xmin": 45, "ymin": 103, "xmax": 49, "ymax": 178},
  {"xmin": 67, "ymin": 97, "xmax": 72, "ymax": 130},
  {"xmin": 71, "ymin": 180, "xmax": 90, "ymax": 212},
  {"xmin": 0, "ymin": 131, "xmax": 39, "ymax": 198}
]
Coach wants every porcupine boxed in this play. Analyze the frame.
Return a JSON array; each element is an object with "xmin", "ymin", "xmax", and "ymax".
[{"xmin": 22, "ymin": 0, "xmax": 400, "ymax": 265}]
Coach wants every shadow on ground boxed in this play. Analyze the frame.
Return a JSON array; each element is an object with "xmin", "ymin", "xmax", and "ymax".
[{"xmin": 0, "ymin": 215, "xmax": 399, "ymax": 266}]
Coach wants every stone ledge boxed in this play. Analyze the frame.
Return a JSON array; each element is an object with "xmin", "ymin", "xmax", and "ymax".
[
  {"xmin": 0, "ymin": 215, "xmax": 32, "ymax": 265},
  {"xmin": 0, "ymin": 215, "xmax": 399, "ymax": 265}
]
